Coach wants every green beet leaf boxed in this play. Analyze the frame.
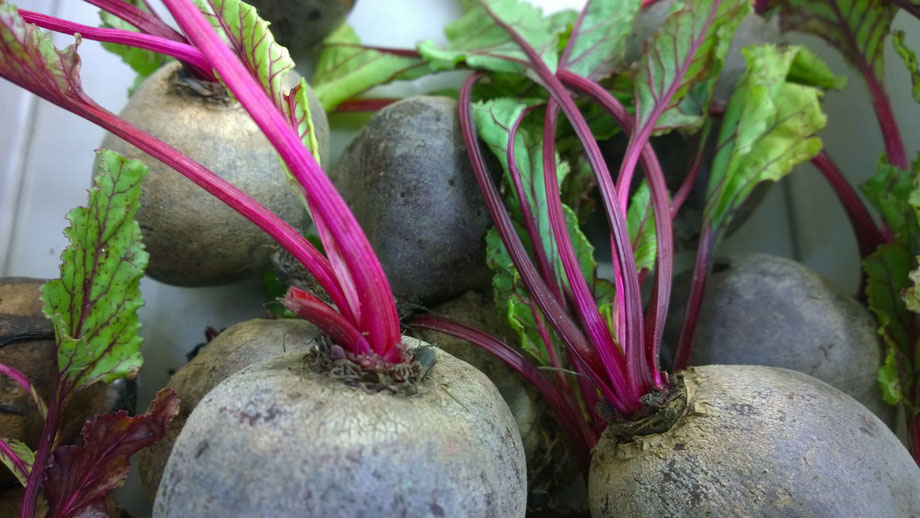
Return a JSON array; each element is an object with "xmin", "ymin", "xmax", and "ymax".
[
  {"xmin": 863, "ymin": 154, "xmax": 920, "ymax": 411},
  {"xmin": 561, "ymin": 0, "xmax": 639, "ymax": 81},
  {"xmin": 877, "ymin": 347, "xmax": 903, "ymax": 405},
  {"xmin": 41, "ymin": 149, "xmax": 148, "ymax": 394},
  {"xmin": 473, "ymin": 98, "xmax": 614, "ymax": 304},
  {"xmin": 770, "ymin": 0, "xmax": 896, "ymax": 84},
  {"xmin": 861, "ymin": 157, "xmax": 916, "ymax": 236},
  {"xmin": 893, "ymin": 30, "xmax": 920, "ymax": 103},
  {"xmin": 195, "ymin": 0, "xmax": 321, "ymax": 163},
  {"xmin": 865, "ymin": 240, "xmax": 916, "ymax": 409},
  {"xmin": 98, "ymin": 1, "xmax": 170, "ymax": 96},
  {"xmin": 312, "ymin": 24, "xmax": 432, "ymax": 111},
  {"xmin": 626, "ymin": 181, "xmax": 657, "ymax": 274},
  {"xmin": 0, "ymin": 438, "xmax": 35, "ymax": 487},
  {"xmin": 472, "ymin": 97, "xmax": 561, "ymax": 272},
  {"xmin": 486, "ymin": 228, "xmax": 561, "ymax": 365},
  {"xmin": 633, "ymin": 0, "xmax": 749, "ymax": 133},
  {"xmin": 784, "ymin": 44, "xmax": 848, "ymax": 90},
  {"xmin": 418, "ymin": 0, "xmax": 559, "ymax": 75},
  {"xmin": 704, "ymin": 44, "xmax": 828, "ymax": 233}
]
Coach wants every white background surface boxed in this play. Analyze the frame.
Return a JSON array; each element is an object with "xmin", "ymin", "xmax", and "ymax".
[{"xmin": 0, "ymin": 0, "xmax": 918, "ymax": 515}]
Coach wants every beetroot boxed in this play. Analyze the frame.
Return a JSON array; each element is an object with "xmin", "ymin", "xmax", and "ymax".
[
  {"xmin": 154, "ymin": 341, "xmax": 527, "ymax": 517},
  {"xmin": 664, "ymin": 254, "xmax": 891, "ymax": 423},
  {"xmin": 590, "ymin": 365, "xmax": 920, "ymax": 516},
  {"xmin": 137, "ymin": 318, "xmax": 321, "ymax": 498},
  {"xmin": 101, "ymin": 62, "xmax": 330, "ymax": 286},
  {"xmin": 330, "ymin": 96, "xmax": 493, "ymax": 306}
]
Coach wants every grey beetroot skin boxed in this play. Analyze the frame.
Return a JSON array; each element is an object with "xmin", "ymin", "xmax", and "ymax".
[
  {"xmin": 100, "ymin": 62, "xmax": 330, "ymax": 286},
  {"xmin": 664, "ymin": 253, "xmax": 891, "ymax": 424},
  {"xmin": 154, "ymin": 339, "xmax": 527, "ymax": 517},
  {"xmin": 410, "ymin": 290, "xmax": 587, "ymax": 516},
  {"xmin": 137, "ymin": 318, "xmax": 322, "ymax": 499},
  {"xmin": 590, "ymin": 365, "xmax": 920, "ymax": 517},
  {"xmin": 330, "ymin": 96, "xmax": 494, "ymax": 306}
]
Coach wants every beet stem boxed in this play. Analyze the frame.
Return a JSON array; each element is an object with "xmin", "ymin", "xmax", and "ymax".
[
  {"xmin": 479, "ymin": 2, "xmax": 650, "ymax": 406},
  {"xmin": 506, "ymin": 104, "xmax": 564, "ymax": 303},
  {"xmin": 556, "ymin": 70, "xmax": 671, "ymax": 387},
  {"xmin": 811, "ymin": 151, "xmax": 888, "ymax": 258},
  {"xmin": 18, "ymin": 10, "xmax": 213, "ymax": 80},
  {"xmin": 458, "ymin": 73, "xmax": 625, "ymax": 409},
  {"xmin": 672, "ymin": 225, "xmax": 715, "ymax": 371},
  {"xmin": 81, "ymin": 0, "xmax": 186, "ymax": 42},
  {"xmin": 543, "ymin": 102, "xmax": 632, "ymax": 395},
  {"xmin": 163, "ymin": 0, "xmax": 403, "ymax": 357}
]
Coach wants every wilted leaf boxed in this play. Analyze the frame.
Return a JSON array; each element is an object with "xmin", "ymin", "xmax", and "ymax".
[{"xmin": 0, "ymin": 4, "xmax": 94, "ymax": 109}]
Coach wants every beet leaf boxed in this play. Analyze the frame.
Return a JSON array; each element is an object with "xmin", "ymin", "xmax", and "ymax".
[
  {"xmin": 673, "ymin": 44, "xmax": 832, "ymax": 370},
  {"xmin": 862, "ymin": 155, "xmax": 920, "ymax": 418},
  {"xmin": 892, "ymin": 30, "xmax": 920, "ymax": 103},
  {"xmin": 10, "ymin": 148, "xmax": 151, "ymax": 516},
  {"xmin": 42, "ymin": 150, "xmax": 148, "ymax": 393},
  {"xmin": 472, "ymin": 98, "xmax": 567, "ymax": 283},
  {"xmin": 312, "ymin": 24, "xmax": 432, "ymax": 111},
  {"xmin": 702, "ymin": 45, "xmax": 829, "ymax": 234},
  {"xmin": 43, "ymin": 388, "xmax": 179, "ymax": 518},
  {"xmin": 631, "ymin": 0, "xmax": 749, "ymax": 135},
  {"xmin": 559, "ymin": 0, "xmax": 639, "ymax": 81},
  {"xmin": 486, "ymin": 228, "xmax": 561, "ymax": 366},
  {"xmin": 626, "ymin": 182, "xmax": 657, "ymax": 274},
  {"xmin": 193, "ymin": 0, "xmax": 322, "ymax": 164},
  {"xmin": 866, "ymin": 240, "xmax": 915, "ymax": 405},
  {"xmin": 418, "ymin": 0, "xmax": 560, "ymax": 74},
  {"xmin": 0, "ymin": 439, "xmax": 34, "ymax": 487},
  {"xmin": 768, "ymin": 0, "xmax": 907, "ymax": 167}
]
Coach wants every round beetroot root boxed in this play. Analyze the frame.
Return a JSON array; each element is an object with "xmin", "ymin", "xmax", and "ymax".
[
  {"xmin": 664, "ymin": 253, "xmax": 890, "ymax": 423},
  {"xmin": 154, "ymin": 340, "xmax": 526, "ymax": 517},
  {"xmin": 137, "ymin": 318, "xmax": 321, "ymax": 499},
  {"xmin": 100, "ymin": 62, "xmax": 329, "ymax": 286},
  {"xmin": 330, "ymin": 96, "xmax": 494, "ymax": 306},
  {"xmin": 589, "ymin": 365, "xmax": 920, "ymax": 516}
]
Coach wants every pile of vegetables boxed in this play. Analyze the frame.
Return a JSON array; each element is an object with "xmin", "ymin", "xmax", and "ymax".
[{"xmin": 0, "ymin": 0, "xmax": 919, "ymax": 515}]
